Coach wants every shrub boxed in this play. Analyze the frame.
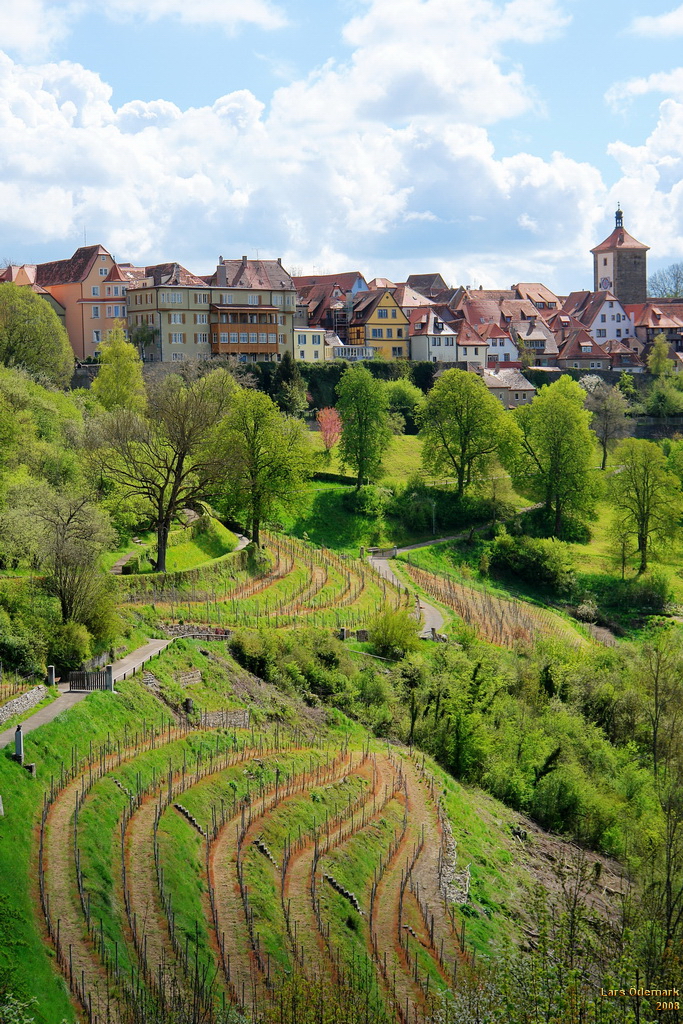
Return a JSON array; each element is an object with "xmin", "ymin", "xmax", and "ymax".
[
  {"xmin": 369, "ymin": 605, "xmax": 420, "ymax": 659},
  {"xmin": 47, "ymin": 621, "xmax": 93, "ymax": 672},
  {"xmin": 343, "ymin": 485, "xmax": 391, "ymax": 517},
  {"xmin": 488, "ymin": 532, "xmax": 576, "ymax": 594}
]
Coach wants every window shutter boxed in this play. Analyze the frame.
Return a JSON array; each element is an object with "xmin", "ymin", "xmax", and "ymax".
[
  {"xmin": 167, "ymin": 313, "xmax": 171, "ymax": 324},
  {"xmin": 182, "ymin": 313, "xmax": 186, "ymax": 324}
]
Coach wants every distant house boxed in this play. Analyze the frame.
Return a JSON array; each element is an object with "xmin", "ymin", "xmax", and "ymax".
[
  {"xmin": 563, "ymin": 290, "xmax": 635, "ymax": 347},
  {"xmin": 295, "ymin": 327, "xmax": 328, "ymax": 362},
  {"xmin": 408, "ymin": 307, "xmax": 458, "ymax": 362},
  {"xmin": 556, "ymin": 328, "xmax": 611, "ymax": 370},
  {"xmin": 452, "ymin": 320, "xmax": 488, "ymax": 368},
  {"xmin": 509, "ymin": 317, "xmax": 558, "ymax": 366},
  {"xmin": 293, "ymin": 272, "xmax": 369, "ymax": 342},
  {"xmin": 623, "ymin": 302, "xmax": 683, "ymax": 356},
  {"xmin": 477, "ymin": 322, "xmax": 519, "ymax": 366},
  {"xmin": 347, "ymin": 289, "xmax": 409, "ymax": 359},
  {"xmin": 482, "ymin": 368, "xmax": 536, "ymax": 409},
  {"xmin": 512, "ymin": 282, "xmax": 561, "ymax": 313},
  {"xmin": 406, "ymin": 272, "xmax": 448, "ymax": 299},
  {"xmin": 34, "ymin": 244, "xmax": 121, "ymax": 360}
]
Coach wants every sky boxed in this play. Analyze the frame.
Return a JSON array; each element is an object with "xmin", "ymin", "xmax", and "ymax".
[{"xmin": 3, "ymin": 0, "xmax": 683, "ymax": 293}]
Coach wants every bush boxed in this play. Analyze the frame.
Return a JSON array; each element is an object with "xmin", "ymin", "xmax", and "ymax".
[
  {"xmin": 518, "ymin": 505, "xmax": 591, "ymax": 542},
  {"xmin": 488, "ymin": 532, "xmax": 576, "ymax": 594},
  {"xmin": 579, "ymin": 570, "xmax": 673, "ymax": 615},
  {"xmin": 369, "ymin": 605, "xmax": 420, "ymax": 659},
  {"xmin": 343, "ymin": 486, "xmax": 391, "ymax": 517},
  {"xmin": 388, "ymin": 478, "xmax": 512, "ymax": 534},
  {"xmin": 47, "ymin": 621, "xmax": 93, "ymax": 672}
]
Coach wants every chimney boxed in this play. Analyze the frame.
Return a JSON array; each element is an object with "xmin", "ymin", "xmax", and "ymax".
[
  {"xmin": 217, "ymin": 259, "xmax": 227, "ymax": 288},
  {"xmin": 242, "ymin": 255, "xmax": 248, "ymax": 264},
  {"xmin": 277, "ymin": 257, "xmax": 282, "ymax": 266}
]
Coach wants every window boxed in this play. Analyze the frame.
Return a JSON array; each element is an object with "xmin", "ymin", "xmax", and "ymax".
[
  {"xmin": 573, "ymin": 362, "xmax": 579, "ymax": 368},
  {"xmin": 230, "ymin": 332, "xmax": 238, "ymax": 343},
  {"xmin": 386, "ymin": 329, "xmax": 393, "ymax": 339},
  {"xmin": 625, "ymin": 328, "xmax": 629, "ymax": 335},
  {"xmin": 596, "ymin": 362, "xmax": 602, "ymax": 368},
  {"xmin": 600, "ymin": 314, "xmax": 606, "ymax": 322},
  {"xmin": 273, "ymin": 294, "xmax": 283, "ymax": 306},
  {"xmin": 314, "ymin": 350, "xmax": 319, "ymax": 360},
  {"xmin": 299, "ymin": 351, "xmax": 306, "ymax": 359},
  {"xmin": 377, "ymin": 308, "xmax": 388, "ymax": 319},
  {"xmin": 147, "ymin": 314, "xmax": 155, "ymax": 325},
  {"xmin": 194, "ymin": 333, "xmax": 208, "ymax": 344},
  {"xmin": 371, "ymin": 328, "xmax": 383, "ymax": 338},
  {"xmin": 169, "ymin": 312, "xmax": 184, "ymax": 324},
  {"xmin": 259, "ymin": 333, "xmax": 267, "ymax": 344},
  {"xmin": 194, "ymin": 293, "xmax": 209, "ymax": 304},
  {"xmin": 92, "ymin": 286, "xmax": 99, "ymax": 296},
  {"xmin": 433, "ymin": 337, "xmax": 441, "ymax": 347},
  {"xmin": 170, "ymin": 333, "xmax": 185, "ymax": 344},
  {"xmin": 297, "ymin": 334, "xmax": 306, "ymax": 344},
  {"xmin": 248, "ymin": 295, "xmax": 259, "ymax": 305},
  {"xmin": 99, "ymin": 268, "xmax": 107, "ymax": 277},
  {"xmin": 391, "ymin": 347, "xmax": 403, "ymax": 358},
  {"xmin": 515, "ymin": 393, "xmax": 519, "ymax": 401},
  {"xmin": 581, "ymin": 345, "xmax": 592, "ymax": 353},
  {"xmin": 445, "ymin": 338, "xmax": 454, "ymax": 347},
  {"xmin": 249, "ymin": 313, "xmax": 258, "ymax": 324},
  {"xmin": 312, "ymin": 334, "xmax": 321, "ymax": 345},
  {"xmin": 92, "ymin": 306, "xmax": 100, "ymax": 319},
  {"xmin": 240, "ymin": 333, "xmax": 248, "ymax": 345},
  {"xmin": 113, "ymin": 286, "xmax": 120, "ymax": 296},
  {"xmin": 397, "ymin": 329, "xmax": 403, "ymax": 338},
  {"xmin": 100, "ymin": 254, "xmax": 106, "ymax": 261},
  {"xmin": 609, "ymin": 301, "xmax": 614, "ymax": 308},
  {"xmin": 596, "ymin": 329, "xmax": 606, "ymax": 338},
  {"xmin": 194, "ymin": 313, "xmax": 208, "ymax": 324},
  {"xmin": 172, "ymin": 352, "xmax": 184, "ymax": 361},
  {"xmin": 391, "ymin": 309, "xmax": 397, "ymax": 318},
  {"xmin": 473, "ymin": 347, "xmax": 479, "ymax": 355},
  {"xmin": 279, "ymin": 334, "xmax": 286, "ymax": 344},
  {"xmin": 93, "ymin": 330, "xmax": 101, "ymax": 344},
  {"xmin": 603, "ymin": 258, "xmax": 607, "ymax": 266},
  {"xmin": 220, "ymin": 332, "xmax": 229, "ymax": 344},
  {"xmin": 250, "ymin": 333, "xmax": 257, "ymax": 344},
  {"xmin": 490, "ymin": 339, "xmax": 497, "ymax": 347},
  {"xmin": 278, "ymin": 315, "xmax": 285, "ymax": 325},
  {"xmin": 616, "ymin": 329, "xmax": 622, "ymax": 338}
]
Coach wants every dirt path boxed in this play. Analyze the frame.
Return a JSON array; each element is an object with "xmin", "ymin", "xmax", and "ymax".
[
  {"xmin": 370, "ymin": 757, "xmax": 441, "ymax": 1021},
  {"xmin": 209, "ymin": 750, "xmax": 354, "ymax": 1016},
  {"xmin": 369, "ymin": 554, "xmax": 444, "ymax": 637},
  {"xmin": 45, "ymin": 774, "xmax": 125, "ymax": 1023},
  {"xmin": 282, "ymin": 753, "xmax": 396, "ymax": 988}
]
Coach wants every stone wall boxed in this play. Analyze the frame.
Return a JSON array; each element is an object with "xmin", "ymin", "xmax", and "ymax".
[{"xmin": 0, "ymin": 685, "xmax": 48, "ymax": 725}]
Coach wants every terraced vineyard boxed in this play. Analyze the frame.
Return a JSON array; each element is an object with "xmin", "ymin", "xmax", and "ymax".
[
  {"xmin": 119, "ymin": 535, "xmax": 406, "ymax": 632},
  {"xmin": 38, "ymin": 712, "xmax": 471, "ymax": 1024},
  {"xmin": 401, "ymin": 561, "xmax": 585, "ymax": 647}
]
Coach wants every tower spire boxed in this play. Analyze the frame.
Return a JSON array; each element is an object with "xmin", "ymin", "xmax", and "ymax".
[{"xmin": 615, "ymin": 203, "xmax": 623, "ymax": 229}]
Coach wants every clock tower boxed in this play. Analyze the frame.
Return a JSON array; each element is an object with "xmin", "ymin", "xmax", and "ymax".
[{"xmin": 591, "ymin": 205, "xmax": 649, "ymax": 304}]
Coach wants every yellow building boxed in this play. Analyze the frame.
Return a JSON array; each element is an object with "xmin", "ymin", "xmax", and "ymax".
[
  {"xmin": 127, "ymin": 263, "xmax": 214, "ymax": 363},
  {"xmin": 347, "ymin": 289, "xmax": 409, "ymax": 359}
]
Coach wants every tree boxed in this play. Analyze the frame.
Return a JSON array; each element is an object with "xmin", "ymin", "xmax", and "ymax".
[
  {"xmin": 383, "ymin": 378, "xmax": 424, "ymax": 434},
  {"xmin": 336, "ymin": 365, "xmax": 392, "ymax": 491},
  {"xmin": 647, "ymin": 332, "xmax": 675, "ymax": 376},
  {"xmin": 92, "ymin": 369, "xmax": 236, "ymax": 572},
  {"xmin": 316, "ymin": 407, "xmax": 342, "ymax": 458},
  {"xmin": 273, "ymin": 351, "xmax": 307, "ymax": 416},
  {"xmin": 419, "ymin": 368, "xmax": 506, "ymax": 499},
  {"xmin": 130, "ymin": 321, "xmax": 160, "ymax": 361},
  {"xmin": 649, "ymin": 262, "xmax": 683, "ymax": 298},
  {"xmin": 90, "ymin": 324, "xmax": 146, "ymax": 413},
  {"xmin": 609, "ymin": 438, "xmax": 683, "ymax": 574},
  {"xmin": 220, "ymin": 388, "xmax": 313, "ymax": 546},
  {"xmin": 584, "ymin": 383, "xmax": 631, "ymax": 470},
  {"xmin": 0, "ymin": 282, "xmax": 74, "ymax": 386},
  {"xmin": 502, "ymin": 375, "xmax": 597, "ymax": 536},
  {"xmin": 616, "ymin": 370, "xmax": 637, "ymax": 400}
]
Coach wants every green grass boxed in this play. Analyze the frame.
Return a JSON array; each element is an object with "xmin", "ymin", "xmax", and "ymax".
[{"xmin": 311, "ymin": 433, "xmax": 425, "ymax": 486}]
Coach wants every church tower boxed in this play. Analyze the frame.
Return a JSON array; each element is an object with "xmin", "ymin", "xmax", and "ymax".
[{"xmin": 591, "ymin": 206, "xmax": 649, "ymax": 304}]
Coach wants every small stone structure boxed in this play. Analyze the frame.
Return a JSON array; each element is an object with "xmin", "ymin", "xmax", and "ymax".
[
  {"xmin": 176, "ymin": 669, "xmax": 202, "ymax": 687},
  {"xmin": 0, "ymin": 685, "xmax": 48, "ymax": 725}
]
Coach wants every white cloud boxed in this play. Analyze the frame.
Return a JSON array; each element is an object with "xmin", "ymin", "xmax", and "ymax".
[
  {"xmin": 606, "ymin": 68, "xmax": 683, "ymax": 111},
  {"xmin": 109, "ymin": 0, "xmax": 286, "ymax": 33},
  {"xmin": 628, "ymin": 4, "xmax": 683, "ymax": 37},
  {"xmin": 0, "ymin": 0, "xmax": 610, "ymax": 292},
  {"xmin": 0, "ymin": 0, "xmax": 82, "ymax": 60}
]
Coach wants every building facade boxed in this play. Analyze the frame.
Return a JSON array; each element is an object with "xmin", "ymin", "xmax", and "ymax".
[{"xmin": 591, "ymin": 207, "xmax": 649, "ymax": 305}]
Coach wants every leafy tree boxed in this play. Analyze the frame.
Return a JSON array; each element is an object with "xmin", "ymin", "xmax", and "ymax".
[
  {"xmin": 419, "ymin": 368, "xmax": 505, "ymax": 499},
  {"xmin": 130, "ymin": 321, "xmax": 160, "ymax": 361},
  {"xmin": 0, "ymin": 283, "xmax": 74, "ymax": 386},
  {"xmin": 648, "ymin": 262, "xmax": 683, "ymax": 298},
  {"xmin": 273, "ymin": 351, "xmax": 307, "ymax": 416},
  {"xmin": 647, "ymin": 332, "xmax": 675, "ymax": 376},
  {"xmin": 336, "ymin": 365, "xmax": 392, "ymax": 491},
  {"xmin": 583, "ymin": 383, "xmax": 631, "ymax": 470},
  {"xmin": 646, "ymin": 376, "xmax": 683, "ymax": 416},
  {"xmin": 609, "ymin": 438, "xmax": 683, "ymax": 574},
  {"xmin": 90, "ymin": 324, "xmax": 146, "ymax": 413},
  {"xmin": 383, "ymin": 378, "xmax": 424, "ymax": 434},
  {"xmin": 92, "ymin": 369, "xmax": 236, "ymax": 571},
  {"xmin": 220, "ymin": 388, "xmax": 313, "ymax": 546},
  {"xmin": 616, "ymin": 369, "xmax": 637, "ymax": 400},
  {"xmin": 502, "ymin": 375, "xmax": 597, "ymax": 536},
  {"xmin": 369, "ymin": 604, "xmax": 420, "ymax": 660},
  {"xmin": 316, "ymin": 406, "xmax": 342, "ymax": 458}
]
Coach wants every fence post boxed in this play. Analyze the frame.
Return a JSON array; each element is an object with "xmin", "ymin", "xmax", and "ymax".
[
  {"xmin": 105, "ymin": 666, "xmax": 114, "ymax": 692},
  {"xmin": 47, "ymin": 665, "xmax": 56, "ymax": 687}
]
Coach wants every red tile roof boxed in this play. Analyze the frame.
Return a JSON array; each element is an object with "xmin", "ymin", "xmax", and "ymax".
[
  {"xmin": 36, "ymin": 245, "xmax": 110, "ymax": 286},
  {"xmin": 591, "ymin": 227, "xmax": 649, "ymax": 253},
  {"xmin": 293, "ymin": 272, "xmax": 367, "ymax": 292},
  {"xmin": 141, "ymin": 263, "xmax": 208, "ymax": 288},
  {"xmin": 557, "ymin": 328, "xmax": 609, "ymax": 361}
]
